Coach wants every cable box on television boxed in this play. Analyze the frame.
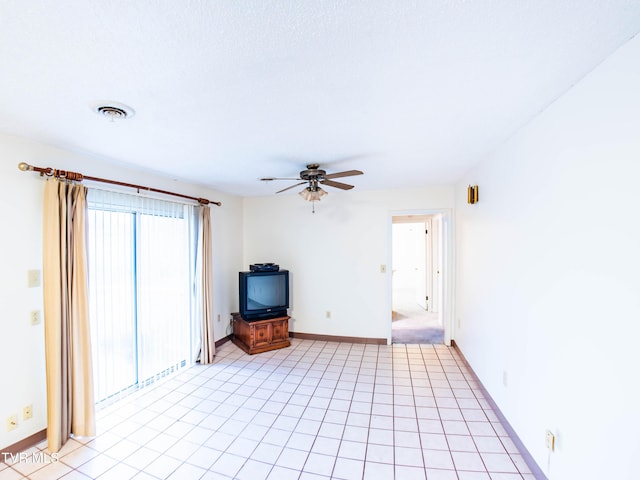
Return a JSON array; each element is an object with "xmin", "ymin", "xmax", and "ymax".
[{"xmin": 250, "ymin": 263, "xmax": 280, "ymax": 272}]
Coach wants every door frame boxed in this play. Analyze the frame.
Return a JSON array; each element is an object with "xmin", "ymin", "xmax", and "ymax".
[{"xmin": 388, "ymin": 208, "xmax": 455, "ymax": 345}]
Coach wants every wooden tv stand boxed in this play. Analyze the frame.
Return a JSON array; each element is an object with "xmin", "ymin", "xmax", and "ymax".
[{"xmin": 231, "ymin": 312, "xmax": 290, "ymax": 355}]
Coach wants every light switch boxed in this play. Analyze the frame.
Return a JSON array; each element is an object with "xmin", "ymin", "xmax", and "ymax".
[{"xmin": 27, "ymin": 269, "xmax": 41, "ymax": 288}]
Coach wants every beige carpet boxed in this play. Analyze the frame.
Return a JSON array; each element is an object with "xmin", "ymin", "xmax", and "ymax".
[{"xmin": 392, "ymin": 301, "xmax": 444, "ymax": 344}]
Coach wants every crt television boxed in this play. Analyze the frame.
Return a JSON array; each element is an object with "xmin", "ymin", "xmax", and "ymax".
[{"xmin": 239, "ymin": 270, "xmax": 289, "ymax": 320}]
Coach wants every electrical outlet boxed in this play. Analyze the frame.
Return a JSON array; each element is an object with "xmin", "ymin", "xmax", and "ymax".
[
  {"xmin": 545, "ymin": 430, "xmax": 555, "ymax": 451},
  {"xmin": 6, "ymin": 414, "xmax": 18, "ymax": 432},
  {"xmin": 23, "ymin": 405, "xmax": 33, "ymax": 420},
  {"xmin": 30, "ymin": 310, "xmax": 41, "ymax": 326}
]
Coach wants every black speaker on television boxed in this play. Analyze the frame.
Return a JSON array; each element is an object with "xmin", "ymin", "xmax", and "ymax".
[{"xmin": 250, "ymin": 263, "xmax": 280, "ymax": 272}]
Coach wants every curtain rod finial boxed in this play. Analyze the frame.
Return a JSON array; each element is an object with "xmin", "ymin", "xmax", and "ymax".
[{"xmin": 18, "ymin": 162, "xmax": 33, "ymax": 172}]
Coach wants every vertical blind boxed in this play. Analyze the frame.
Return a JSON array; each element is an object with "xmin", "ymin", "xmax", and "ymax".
[{"xmin": 87, "ymin": 189, "xmax": 197, "ymax": 405}]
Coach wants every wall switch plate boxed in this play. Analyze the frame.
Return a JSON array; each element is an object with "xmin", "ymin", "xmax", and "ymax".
[
  {"xmin": 545, "ymin": 430, "xmax": 555, "ymax": 451},
  {"xmin": 27, "ymin": 269, "xmax": 41, "ymax": 288},
  {"xmin": 380, "ymin": 264, "xmax": 387, "ymax": 273}
]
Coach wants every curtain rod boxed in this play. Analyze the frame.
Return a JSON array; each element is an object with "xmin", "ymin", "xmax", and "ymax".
[{"xmin": 17, "ymin": 162, "xmax": 222, "ymax": 206}]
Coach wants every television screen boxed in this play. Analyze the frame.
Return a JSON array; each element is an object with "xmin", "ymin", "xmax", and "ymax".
[
  {"xmin": 246, "ymin": 274, "xmax": 287, "ymax": 310},
  {"xmin": 239, "ymin": 270, "xmax": 289, "ymax": 319}
]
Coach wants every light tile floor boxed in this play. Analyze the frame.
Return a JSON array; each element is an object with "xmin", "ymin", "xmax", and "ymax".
[{"xmin": 1, "ymin": 339, "xmax": 535, "ymax": 480}]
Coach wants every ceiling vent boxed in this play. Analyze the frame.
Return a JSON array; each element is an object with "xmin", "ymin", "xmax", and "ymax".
[{"xmin": 94, "ymin": 102, "xmax": 135, "ymax": 121}]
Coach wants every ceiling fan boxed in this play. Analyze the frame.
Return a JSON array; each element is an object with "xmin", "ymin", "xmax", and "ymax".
[{"xmin": 261, "ymin": 163, "xmax": 364, "ymax": 211}]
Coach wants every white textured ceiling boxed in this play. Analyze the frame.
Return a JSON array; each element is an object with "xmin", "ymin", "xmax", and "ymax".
[{"xmin": 1, "ymin": 1, "xmax": 639, "ymax": 196}]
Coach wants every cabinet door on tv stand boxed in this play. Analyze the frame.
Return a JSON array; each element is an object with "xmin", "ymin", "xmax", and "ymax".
[
  {"xmin": 271, "ymin": 319, "xmax": 288, "ymax": 342},
  {"xmin": 252, "ymin": 323, "xmax": 272, "ymax": 348}
]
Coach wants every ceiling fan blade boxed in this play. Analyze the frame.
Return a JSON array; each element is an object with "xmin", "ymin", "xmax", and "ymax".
[
  {"xmin": 320, "ymin": 179, "xmax": 354, "ymax": 190},
  {"xmin": 276, "ymin": 181, "xmax": 307, "ymax": 194},
  {"xmin": 260, "ymin": 177, "xmax": 302, "ymax": 181},
  {"xmin": 323, "ymin": 169, "xmax": 363, "ymax": 180}
]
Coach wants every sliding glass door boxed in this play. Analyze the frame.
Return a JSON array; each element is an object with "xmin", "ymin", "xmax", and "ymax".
[
  {"xmin": 136, "ymin": 212, "xmax": 191, "ymax": 383},
  {"xmin": 87, "ymin": 190, "xmax": 195, "ymax": 405}
]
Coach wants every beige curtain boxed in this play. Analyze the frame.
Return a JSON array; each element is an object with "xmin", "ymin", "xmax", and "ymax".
[
  {"xmin": 197, "ymin": 205, "xmax": 215, "ymax": 364},
  {"xmin": 43, "ymin": 178, "xmax": 96, "ymax": 453}
]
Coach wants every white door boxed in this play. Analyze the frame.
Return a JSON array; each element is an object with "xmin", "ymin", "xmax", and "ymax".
[
  {"xmin": 392, "ymin": 221, "xmax": 427, "ymax": 312},
  {"xmin": 392, "ymin": 219, "xmax": 430, "ymax": 311},
  {"xmin": 414, "ymin": 221, "xmax": 428, "ymax": 310},
  {"xmin": 430, "ymin": 215, "xmax": 441, "ymax": 313}
]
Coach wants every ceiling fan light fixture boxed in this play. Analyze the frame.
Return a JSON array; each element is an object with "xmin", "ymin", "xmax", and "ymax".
[{"xmin": 299, "ymin": 186, "xmax": 327, "ymax": 202}]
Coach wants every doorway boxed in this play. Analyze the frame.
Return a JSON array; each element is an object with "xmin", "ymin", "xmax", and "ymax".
[{"xmin": 391, "ymin": 214, "xmax": 445, "ymax": 344}]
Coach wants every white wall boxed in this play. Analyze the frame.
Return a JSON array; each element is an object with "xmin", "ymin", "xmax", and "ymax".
[
  {"xmin": 455, "ymin": 36, "xmax": 640, "ymax": 479},
  {"xmin": 0, "ymin": 134, "xmax": 243, "ymax": 450},
  {"xmin": 243, "ymin": 186, "xmax": 454, "ymax": 341}
]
